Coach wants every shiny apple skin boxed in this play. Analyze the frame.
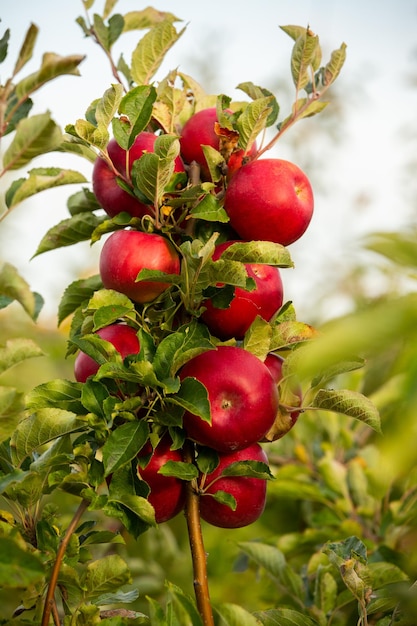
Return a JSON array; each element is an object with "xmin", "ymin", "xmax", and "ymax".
[
  {"xmin": 179, "ymin": 346, "xmax": 279, "ymax": 452},
  {"xmin": 201, "ymin": 240, "xmax": 283, "ymax": 340},
  {"xmin": 224, "ymin": 158, "xmax": 314, "ymax": 246},
  {"xmin": 199, "ymin": 443, "xmax": 269, "ymax": 528},
  {"xmin": 99, "ymin": 230, "xmax": 181, "ymax": 304},
  {"xmin": 137, "ymin": 435, "xmax": 186, "ymax": 523}
]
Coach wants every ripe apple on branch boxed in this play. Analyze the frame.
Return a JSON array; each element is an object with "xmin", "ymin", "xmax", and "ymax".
[{"xmin": 2, "ymin": 8, "xmax": 382, "ymax": 625}]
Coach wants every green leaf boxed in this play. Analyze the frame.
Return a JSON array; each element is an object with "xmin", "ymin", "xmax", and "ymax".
[
  {"xmin": 0, "ymin": 27, "xmax": 10, "ymax": 64},
  {"xmin": 236, "ymin": 96, "xmax": 274, "ymax": 152},
  {"xmin": 289, "ymin": 29, "xmax": 321, "ymax": 90},
  {"xmin": 106, "ymin": 493, "xmax": 156, "ymax": 528},
  {"xmin": 6, "ymin": 167, "xmax": 87, "ymax": 209},
  {"xmin": 221, "ymin": 460, "xmax": 274, "ymax": 480},
  {"xmin": 81, "ymin": 380, "xmax": 110, "ymax": 419},
  {"xmin": 243, "ymin": 317, "xmax": 272, "ymax": 360},
  {"xmin": 115, "ymin": 85, "xmax": 157, "ymax": 150},
  {"xmin": 26, "ymin": 379, "xmax": 84, "ymax": 414},
  {"xmin": 2, "ymin": 112, "xmax": 63, "ymax": 170},
  {"xmin": 131, "ymin": 151, "xmax": 175, "ymax": 207},
  {"xmin": 0, "ymin": 262, "xmax": 38, "ymax": 319},
  {"xmin": 92, "ymin": 13, "xmax": 124, "ymax": 51},
  {"xmin": 153, "ymin": 322, "xmax": 214, "ymax": 380},
  {"xmin": 190, "ymin": 193, "xmax": 229, "ymax": 222},
  {"xmin": 238, "ymin": 541, "xmax": 304, "ymax": 600},
  {"xmin": 215, "ymin": 603, "xmax": 262, "ymax": 626},
  {"xmin": 166, "ymin": 581, "xmax": 204, "ymax": 626},
  {"xmin": 14, "ymin": 52, "xmax": 84, "ymax": 100},
  {"xmin": 13, "ymin": 23, "xmax": 38, "ymax": 75},
  {"xmin": 323, "ymin": 42, "xmax": 347, "ymax": 86},
  {"xmin": 58, "ymin": 275, "xmax": 103, "ymax": 325},
  {"xmin": 10, "ymin": 409, "xmax": 87, "ymax": 465},
  {"xmin": 33, "ymin": 212, "xmax": 105, "ymax": 256},
  {"xmin": 0, "ymin": 536, "xmax": 45, "ymax": 588},
  {"xmin": 291, "ymin": 98, "xmax": 329, "ymax": 121},
  {"xmin": 311, "ymin": 357, "xmax": 366, "ymax": 387},
  {"xmin": 364, "ymin": 229, "xmax": 417, "ymax": 269},
  {"xmin": 315, "ymin": 571, "xmax": 338, "ymax": 616},
  {"xmin": 236, "ymin": 82, "xmax": 279, "ymax": 127},
  {"xmin": 312, "ymin": 388, "xmax": 381, "ymax": 432},
  {"xmin": 254, "ymin": 608, "xmax": 319, "ymax": 626},
  {"xmin": 208, "ymin": 490, "xmax": 236, "ymax": 510},
  {"xmin": 324, "ymin": 536, "xmax": 368, "ymax": 567},
  {"xmin": 3, "ymin": 96, "xmax": 33, "ymax": 137},
  {"xmin": 0, "ymin": 338, "xmax": 44, "ymax": 375},
  {"xmin": 158, "ymin": 460, "xmax": 198, "ymax": 481},
  {"xmin": 73, "ymin": 118, "xmax": 109, "ymax": 150},
  {"xmin": 83, "ymin": 554, "xmax": 131, "ymax": 600},
  {"xmin": 95, "ymin": 83, "xmax": 124, "ymax": 128},
  {"xmin": 123, "ymin": 8, "xmax": 182, "ymax": 32},
  {"xmin": 130, "ymin": 20, "xmax": 185, "ymax": 85},
  {"xmin": 92, "ymin": 305, "xmax": 136, "ymax": 331},
  {"xmin": 67, "ymin": 187, "xmax": 101, "ymax": 215},
  {"xmin": 270, "ymin": 320, "xmax": 317, "ymax": 351},
  {"xmin": 195, "ymin": 446, "xmax": 219, "ymax": 475},
  {"xmin": 219, "ymin": 240, "xmax": 293, "ymax": 267},
  {"xmin": 102, "ymin": 420, "xmax": 149, "ymax": 476},
  {"xmin": 0, "ymin": 387, "xmax": 25, "ymax": 441},
  {"xmin": 168, "ymin": 377, "xmax": 211, "ymax": 422}
]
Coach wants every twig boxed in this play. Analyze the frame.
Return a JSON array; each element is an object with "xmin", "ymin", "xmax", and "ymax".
[
  {"xmin": 41, "ymin": 498, "xmax": 89, "ymax": 626},
  {"xmin": 183, "ymin": 442, "xmax": 215, "ymax": 626}
]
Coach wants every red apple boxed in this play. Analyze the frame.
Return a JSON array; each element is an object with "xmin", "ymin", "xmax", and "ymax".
[
  {"xmin": 137, "ymin": 435, "xmax": 185, "ymax": 523},
  {"xmin": 179, "ymin": 346, "xmax": 279, "ymax": 452},
  {"xmin": 92, "ymin": 132, "xmax": 185, "ymax": 219},
  {"xmin": 99, "ymin": 230, "xmax": 181, "ymax": 304},
  {"xmin": 180, "ymin": 107, "xmax": 257, "ymax": 180},
  {"xmin": 262, "ymin": 353, "xmax": 302, "ymax": 441},
  {"xmin": 74, "ymin": 323, "xmax": 140, "ymax": 383},
  {"xmin": 199, "ymin": 443, "xmax": 268, "ymax": 528},
  {"xmin": 224, "ymin": 158, "xmax": 314, "ymax": 246},
  {"xmin": 201, "ymin": 240, "xmax": 283, "ymax": 340}
]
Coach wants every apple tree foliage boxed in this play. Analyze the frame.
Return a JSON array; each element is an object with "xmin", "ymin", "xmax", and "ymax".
[{"xmin": 0, "ymin": 2, "xmax": 416, "ymax": 625}]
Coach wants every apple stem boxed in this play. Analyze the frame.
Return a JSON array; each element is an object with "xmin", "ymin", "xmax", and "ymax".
[{"xmin": 183, "ymin": 442, "xmax": 215, "ymax": 626}]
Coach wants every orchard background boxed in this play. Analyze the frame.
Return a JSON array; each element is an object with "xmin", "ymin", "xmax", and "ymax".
[{"xmin": 1, "ymin": 1, "xmax": 417, "ymax": 625}]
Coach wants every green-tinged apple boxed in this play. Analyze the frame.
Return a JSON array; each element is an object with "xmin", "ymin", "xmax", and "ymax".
[
  {"xmin": 180, "ymin": 107, "xmax": 257, "ymax": 180},
  {"xmin": 74, "ymin": 323, "xmax": 140, "ymax": 383},
  {"xmin": 224, "ymin": 158, "xmax": 314, "ymax": 246},
  {"xmin": 179, "ymin": 346, "xmax": 278, "ymax": 451},
  {"xmin": 201, "ymin": 240, "xmax": 284, "ymax": 340},
  {"xmin": 199, "ymin": 443, "xmax": 269, "ymax": 528},
  {"xmin": 137, "ymin": 435, "xmax": 186, "ymax": 523},
  {"xmin": 99, "ymin": 230, "xmax": 181, "ymax": 304},
  {"xmin": 262, "ymin": 353, "xmax": 302, "ymax": 442},
  {"xmin": 92, "ymin": 132, "xmax": 185, "ymax": 219}
]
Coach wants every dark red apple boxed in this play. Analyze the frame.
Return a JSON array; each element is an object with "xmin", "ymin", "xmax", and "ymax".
[
  {"xmin": 201, "ymin": 240, "xmax": 284, "ymax": 340},
  {"xmin": 262, "ymin": 353, "xmax": 302, "ymax": 442},
  {"xmin": 92, "ymin": 132, "xmax": 185, "ymax": 219},
  {"xmin": 199, "ymin": 443, "xmax": 269, "ymax": 528},
  {"xmin": 74, "ymin": 323, "xmax": 140, "ymax": 383},
  {"xmin": 179, "ymin": 346, "xmax": 279, "ymax": 452},
  {"xmin": 224, "ymin": 158, "xmax": 314, "ymax": 246},
  {"xmin": 99, "ymin": 230, "xmax": 181, "ymax": 304},
  {"xmin": 137, "ymin": 435, "xmax": 185, "ymax": 523},
  {"xmin": 180, "ymin": 107, "xmax": 257, "ymax": 180}
]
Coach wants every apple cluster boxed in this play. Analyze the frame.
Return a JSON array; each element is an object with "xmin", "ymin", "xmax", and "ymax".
[{"xmin": 74, "ymin": 106, "xmax": 313, "ymax": 528}]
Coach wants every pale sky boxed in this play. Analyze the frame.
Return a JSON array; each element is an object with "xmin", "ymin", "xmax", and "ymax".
[{"xmin": 1, "ymin": 0, "xmax": 417, "ymax": 322}]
